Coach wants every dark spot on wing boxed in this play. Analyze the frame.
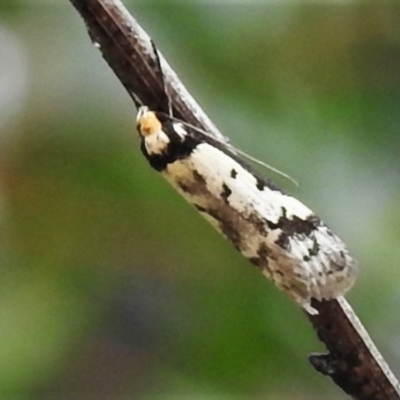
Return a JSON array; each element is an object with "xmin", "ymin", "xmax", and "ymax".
[
  {"xmin": 271, "ymin": 215, "xmax": 322, "ymax": 250},
  {"xmin": 256, "ymin": 177, "xmax": 265, "ymax": 191},
  {"xmin": 249, "ymin": 243, "xmax": 272, "ymax": 276},
  {"xmin": 309, "ymin": 238, "xmax": 319, "ymax": 256},
  {"xmin": 194, "ymin": 204, "xmax": 207, "ymax": 212},
  {"xmin": 330, "ymin": 258, "xmax": 347, "ymax": 272},
  {"xmin": 257, "ymin": 242, "xmax": 270, "ymax": 260},
  {"xmin": 230, "ymin": 169, "xmax": 237, "ymax": 178},
  {"xmin": 275, "ymin": 232, "xmax": 290, "ymax": 249},
  {"xmin": 218, "ymin": 220, "xmax": 241, "ymax": 250},
  {"xmin": 249, "ymin": 257, "xmax": 263, "ymax": 268},
  {"xmin": 176, "ymin": 172, "xmax": 207, "ymax": 197},
  {"xmin": 249, "ymin": 243, "xmax": 271, "ymax": 275},
  {"xmin": 221, "ymin": 183, "xmax": 232, "ymax": 204},
  {"xmin": 193, "ymin": 170, "xmax": 206, "ymax": 186},
  {"xmin": 177, "ymin": 180, "xmax": 190, "ymax": 193},
  {"xmin": 202, "ymin": 207, "xmax": 242, "ymax": 250},
  {"xmin": 248, "ymin": 213, "xmax": 268, "ymax": 235}
]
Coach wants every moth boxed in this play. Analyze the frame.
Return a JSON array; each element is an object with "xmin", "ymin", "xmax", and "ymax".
[{"xmin": 135, "ymin": 46, "xmax": 358, "ymax": 315}]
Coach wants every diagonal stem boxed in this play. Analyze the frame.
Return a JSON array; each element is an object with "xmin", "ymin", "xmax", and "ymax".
[{"xmin": 68, "ymin": 0, "xmax": 400, "ymax": 398}]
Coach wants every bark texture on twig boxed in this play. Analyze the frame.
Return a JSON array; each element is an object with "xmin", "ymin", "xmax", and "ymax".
[
  {"xmin": 68, "ymin": 0, "xmax": 400, "ymax": 398},
  {"xmin": 309, "ymin": 297, "xmax": 400, "ymax": 399}
]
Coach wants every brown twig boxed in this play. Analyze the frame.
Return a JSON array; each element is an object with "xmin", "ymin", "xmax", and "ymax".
[
  {"xmin": 68, "ymin": 0, "xmax": 400, "ymax": 398},
  {"xmin": 309, "ymin": 297, "xmax": 400, "ymax": 399}
]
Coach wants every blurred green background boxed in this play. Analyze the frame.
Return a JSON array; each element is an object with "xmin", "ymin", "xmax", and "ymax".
[{"xmin": 0, "ymin": 1, "xmax": 399, "ymax": 399}]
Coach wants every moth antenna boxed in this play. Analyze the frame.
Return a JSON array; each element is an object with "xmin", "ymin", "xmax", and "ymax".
[
  {"xmin": 146, "ymin": 41, "xmax": 297, "ymax": 186},
  {"xmin": 162, "ymin": 113, "xmax": 299, "ymax": 186},
  {"xmin": 129, "ymin": 90, "xmax": 143, "ymax": 110},
  {"xmin": 150, "ymin": 40, "xmax": 173, "ymax": 118},
  {"xmin": 233, "ymin": 148, "xmax": 299, "ymax": 186}
]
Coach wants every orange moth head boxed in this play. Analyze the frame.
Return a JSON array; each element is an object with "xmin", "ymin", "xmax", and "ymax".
[{"xmin": 136, "ymin": 106, "xmax": 162, "ymax": 137}]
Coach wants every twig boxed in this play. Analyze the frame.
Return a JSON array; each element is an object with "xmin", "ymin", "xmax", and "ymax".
[{"xmin": 68, "ymin": 0, "xmax": 400, "ymax": 398}]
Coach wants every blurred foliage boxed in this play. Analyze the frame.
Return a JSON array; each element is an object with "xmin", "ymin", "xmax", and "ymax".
[{"xmin": 0, "ymin": 1, "xmax": 399, "ymax": 399}]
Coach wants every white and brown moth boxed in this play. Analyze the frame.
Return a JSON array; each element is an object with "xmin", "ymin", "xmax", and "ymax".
[{"xmin": 135, "ymin": 78, "xmax": 357, "ymax": 316}]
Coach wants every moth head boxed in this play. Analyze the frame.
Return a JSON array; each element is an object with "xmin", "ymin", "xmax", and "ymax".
[
  {"xmin": 136, "ymin": 106, "xmax": 171, "ymax": 156},
  {"xmin": 136, "ymin": 106, "xmax": 162, "ymax": 137}
]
